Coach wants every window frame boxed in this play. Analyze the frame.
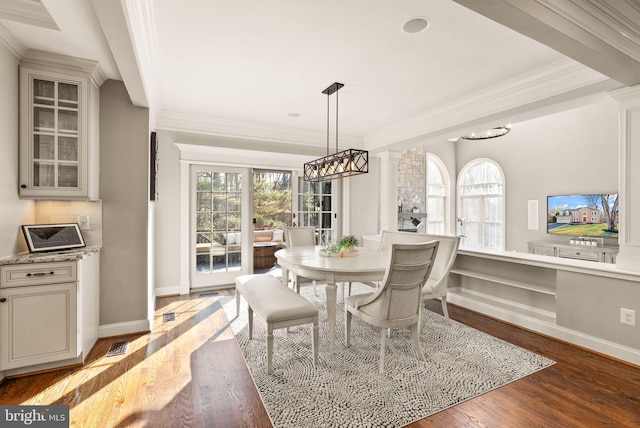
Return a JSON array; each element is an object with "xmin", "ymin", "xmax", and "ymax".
[
  {"xmin": 424, "ymin": 153, "xmax": 449, "ymax": 235},
  {"xmin": 457, "ymin": 158, "xmax": 505, "ymax": 250}
]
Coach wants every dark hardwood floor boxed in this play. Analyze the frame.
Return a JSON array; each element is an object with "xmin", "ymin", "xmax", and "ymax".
[{"xmin": 1, "ymin": 288, "xmax": 638, "ymax": 427}]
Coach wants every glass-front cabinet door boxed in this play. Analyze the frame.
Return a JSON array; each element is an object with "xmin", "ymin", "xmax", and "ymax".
[
  {"xmin": 19, "ymin": 54, "xmax": 100, "ymax": 200},
  {"xmin": 31, "ymin": 78, "xmax": 80, "ymax": 189}
]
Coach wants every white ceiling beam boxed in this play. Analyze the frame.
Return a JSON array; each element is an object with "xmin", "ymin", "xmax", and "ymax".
[
  {"xmin": 452, "ymin": 0, "xmax": 640, "ymax": 86},
  {"xmin": 90, "ymin": 0, "xmax": 149, "ymax": 108}
]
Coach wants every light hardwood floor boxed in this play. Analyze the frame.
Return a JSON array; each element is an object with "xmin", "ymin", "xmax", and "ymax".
[{"xmin": 0, "ymin": 288, "xmax": 638, "ymax": 427}]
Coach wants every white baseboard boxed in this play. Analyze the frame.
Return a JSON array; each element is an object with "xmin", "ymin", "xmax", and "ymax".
[
  {"xmin": 98, "ymin": 319, "xmax": 150, "ymax": 338},
  {"xmin": 448, "ymin": 291, "xmax": 640, "ymax": 366},
  {"xmin": 156, "ymin": 286, "xmax": 181, "ymax": 297}
]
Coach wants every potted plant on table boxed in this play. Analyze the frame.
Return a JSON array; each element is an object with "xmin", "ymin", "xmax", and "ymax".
[{"xmin": 338, "ymin": 235, "xmax": 359, "ymax": 253}]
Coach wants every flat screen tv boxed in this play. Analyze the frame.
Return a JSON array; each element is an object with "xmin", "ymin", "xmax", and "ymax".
[{"xmin": 547, "ymin": 194, "xmax": 619, "ymax": 238}]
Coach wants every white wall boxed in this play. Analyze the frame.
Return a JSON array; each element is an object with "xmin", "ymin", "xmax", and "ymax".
[
  {"xmin": 99, "ymin": 79, "xmax": 150, "ymax": 329},
  {"xmin": 455, "ymin": 99, "xmax": 619, "ymax": 252},
  {"xmin": 153, "ymin": 131, "xmax": 182, "ymax": 295},
  {"xmin": 0, "ymin": 42, "xmax": 34, "ymax": 257}
]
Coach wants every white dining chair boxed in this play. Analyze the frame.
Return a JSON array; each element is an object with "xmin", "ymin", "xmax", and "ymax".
[
  {"xmin": 345, "ymin": 241, "xmax": 439, "ymax": 374},
  {"xmin": 418, "ymin": 233, "xmax": 460, "ymax": 323},
  {"xmin": 375, "ymin": 230, "xmax": 460, "ymax": 321},
  {"xmin": 284, "ymin": 227, "xmax": 318, "ymax": 294}
]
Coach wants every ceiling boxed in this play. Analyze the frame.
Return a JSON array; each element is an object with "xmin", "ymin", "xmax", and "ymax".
[{"xmin": 1, "ymin": 0, "xmax": 639, "ymax": 153}]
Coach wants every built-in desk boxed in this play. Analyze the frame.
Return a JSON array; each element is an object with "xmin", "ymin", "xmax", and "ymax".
[{"xmin": 447, "ymin": 247, "xmax": 640, "ymax": 366}]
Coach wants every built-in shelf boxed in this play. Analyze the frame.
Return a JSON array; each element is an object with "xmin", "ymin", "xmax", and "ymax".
[
  {"xmin": 447, "ymin": 288, "xmax": 557, "ymax": 324},
  {"xmin": 450, "ymin": 268, "xmax": 556, "ymax": 296}
]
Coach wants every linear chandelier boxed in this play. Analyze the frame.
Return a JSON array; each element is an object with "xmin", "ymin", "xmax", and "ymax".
[{"xmin": 303, "ymin": 82, "xmax": 368, "ymax": 182}]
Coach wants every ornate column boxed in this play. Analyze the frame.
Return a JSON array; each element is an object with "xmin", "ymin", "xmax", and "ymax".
[
  {"xmin": 378, "ymin": 151, "xmax": 401, "ymax": 234},
  {"xmin": 610, "ymin": 86, "xmax": 640, "ymax": 272}
]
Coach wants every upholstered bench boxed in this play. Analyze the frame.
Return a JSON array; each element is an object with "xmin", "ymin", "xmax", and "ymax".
[{"xmin": 235, "ymin": 274, "xmax": 319, "ymax": 374}]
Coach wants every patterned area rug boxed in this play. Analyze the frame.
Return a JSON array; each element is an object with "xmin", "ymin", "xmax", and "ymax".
[{"xmin": 223, "ymin": 283, "xmax": 554, "ymax": 428}]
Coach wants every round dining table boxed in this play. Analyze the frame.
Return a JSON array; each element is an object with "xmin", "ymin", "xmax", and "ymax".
[{"xmin": 275, "ymin": 245, "xmax": 389, "ymax": 353}]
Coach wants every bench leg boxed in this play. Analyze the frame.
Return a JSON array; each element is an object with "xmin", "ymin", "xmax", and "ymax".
[
  {"xmin": 345, "ymin": 311, "xmax": 352, "ymax": 347},
  {"xmin": 248, "ymin": 306, "xmax": 254, "ymax": 340},
  {"xmin": 267, "ymin": 324, "xmax": 274, "ymax": 375},
  {"xmin": 312, "ymin": 317, "xmax": 319, "ymax": 369},
  {"xmin": 235, "ymin": 289, "xmax": 241, "ymax": 318}
]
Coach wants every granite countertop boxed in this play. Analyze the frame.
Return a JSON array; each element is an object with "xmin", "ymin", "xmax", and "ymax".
[{"xmin": 0, "ymin": 247, "xmax": 101, "ymax": 265}]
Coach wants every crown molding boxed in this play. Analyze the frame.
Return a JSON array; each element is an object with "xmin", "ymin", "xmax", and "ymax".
[
  {"xmin": 363, "ymin": 59, "xmax": 612, "ymax": 150},
  {"xmin": 176, "ymin": 143, "xmax": 314, "ymax": 169},
  {"xmin": 608, "ymin": 84, "xmax": 640, "ymax": 106},
  {"xmin": 156, "ymin": 110, "xmax": 364, "ymax": 150},
  {"xmin": 533, "ymin": 0, "xmax": 640, "ymax": 64},
  {"xmin": 21, "ymin": 49, "xmax": 107, "ymax": 86},
  {"xmin": 0, "ymin": 22, "xmax": 25, "ymax": 61},
  {"xmin": 0, "ymin": 0, "xmax": 59, "ymax": 31}
]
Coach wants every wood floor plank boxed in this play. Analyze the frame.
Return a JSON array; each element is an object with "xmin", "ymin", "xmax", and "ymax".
[{"xmin": 0, "ymin": 292, "xmax": 638, "ymax": 427}]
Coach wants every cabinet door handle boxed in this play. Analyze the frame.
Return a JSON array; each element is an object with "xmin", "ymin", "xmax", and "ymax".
[
  {"xmin": 0, "ymin": 298, "xmax": 6, "ymax": 303},
  {"xmin": 26, "ymin": 272, "xmax": 55, "ymax": 277}
]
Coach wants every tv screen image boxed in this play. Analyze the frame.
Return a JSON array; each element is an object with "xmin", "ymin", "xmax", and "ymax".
[{"xmin": 547, "ymin": 194, "xmax": 619, "ymax": 238}]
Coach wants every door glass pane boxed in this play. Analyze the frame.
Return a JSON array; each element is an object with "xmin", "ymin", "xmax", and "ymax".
[
  {"xmin": 194, "ymin": 171, "xmax": 243, "ymax": 274},
  {"xmin": 253, "ymin": 170, "xmax": 291, "ymax": 229},
  {"xmin": 34, "ymin": 135, "xmax": 54, "ymax": 159},
  {"xmin": 296, "ymin": 177, "xmax": 335, "ymax": 243}
]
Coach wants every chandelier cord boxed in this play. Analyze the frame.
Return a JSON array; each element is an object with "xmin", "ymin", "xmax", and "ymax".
[
  {"xmin": 326, "ymin": 91, "xmax": 330, "ymax": 157},
  {"xmin": 335, "ymin": 88, "xmax": 339, "ymax": 153}
]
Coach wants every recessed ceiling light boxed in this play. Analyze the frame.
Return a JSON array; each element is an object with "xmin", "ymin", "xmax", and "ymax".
[
  {"xmin": 288, "ymin": 113, "xmax": 300, "ymax": 118},
  {"xmin": 402, "ymin": 17, "xmax": 430, "ymax": 34}
]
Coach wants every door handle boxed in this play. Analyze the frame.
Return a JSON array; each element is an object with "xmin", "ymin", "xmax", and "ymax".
[{"xmin": 0, "ymin": 298, "xmax": 6, "ymax": 303}]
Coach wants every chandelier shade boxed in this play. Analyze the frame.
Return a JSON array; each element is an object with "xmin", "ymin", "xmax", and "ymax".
[{"xmin": 303, "ymin": 82, "xmax": 369, "ymax": 182}]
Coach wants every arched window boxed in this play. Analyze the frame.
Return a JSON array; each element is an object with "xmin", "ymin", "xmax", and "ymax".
[
  {"xmin": 458, "ymin": 159, "xmax": 504, "ymax": 249},
  {"xmin": 425, "ymin": 154, "xmax": 448, "ymax": 234}
]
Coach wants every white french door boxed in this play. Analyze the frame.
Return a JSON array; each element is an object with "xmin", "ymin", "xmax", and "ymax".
[
  {"xmin": 292, "ymin": 173, "xmax": 341, "ymax": 245},
  {"xmin": 190, "ymin": 165, "xmax": 252, "ymax": 289}
]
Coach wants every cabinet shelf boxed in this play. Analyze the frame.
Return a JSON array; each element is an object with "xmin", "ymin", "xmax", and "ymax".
[{"xmin": 450, "ymin": 268, "xmax": 556, "ymax": 296}]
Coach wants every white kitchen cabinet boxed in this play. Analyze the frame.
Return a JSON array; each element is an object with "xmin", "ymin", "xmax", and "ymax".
[
  {"xmin": 527, "ymin": 241, "xmax": 618, "ymax": 264},
  {"xmin": 19, "ymin": 50, "xmax": 103, "ymax": 200},
  {"xmin": 0, "ymin": 251, "xmax": 99, "ymax": 374},
  {"xmin": 0, "ymin": 281, "xmax": 78, "ymax": 370}
]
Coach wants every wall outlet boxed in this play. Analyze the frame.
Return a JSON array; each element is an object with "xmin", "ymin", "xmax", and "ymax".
[
  {"xmin": 620, "ymin": 308, "xmax": 636, "ymax": 326},
  {"xmin": 78, "ymin": 215, "xmax": 90, "ymax": 230}
]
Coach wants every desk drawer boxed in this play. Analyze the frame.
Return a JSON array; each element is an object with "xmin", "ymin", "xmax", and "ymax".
[
  {"xmin": 1, "ymin": 262, "xmax": 77, "ymax": 288},
  {"xmin": 557, "ymin": 248, "xmax": 600, "ymax": 262}
]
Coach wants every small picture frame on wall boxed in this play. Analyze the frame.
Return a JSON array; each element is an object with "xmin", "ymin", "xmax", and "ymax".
[{"xmin": 150, "ymin": 131, "xmax": 159, "ymax": 201}]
